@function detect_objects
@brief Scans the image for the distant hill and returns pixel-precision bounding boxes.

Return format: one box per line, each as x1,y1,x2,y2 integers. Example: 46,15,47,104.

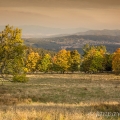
1,25,120,37
24,34,120,54
0,25,89,38
76,29,120,36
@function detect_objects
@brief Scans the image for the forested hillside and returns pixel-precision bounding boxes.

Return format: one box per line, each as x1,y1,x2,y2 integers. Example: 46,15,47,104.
24,35,120,54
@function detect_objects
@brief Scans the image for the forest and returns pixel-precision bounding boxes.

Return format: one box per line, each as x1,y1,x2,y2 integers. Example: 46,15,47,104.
24,34,120,53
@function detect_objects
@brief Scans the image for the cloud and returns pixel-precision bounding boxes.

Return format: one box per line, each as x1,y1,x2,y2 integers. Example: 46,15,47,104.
0,1,120,29
0,0,120,9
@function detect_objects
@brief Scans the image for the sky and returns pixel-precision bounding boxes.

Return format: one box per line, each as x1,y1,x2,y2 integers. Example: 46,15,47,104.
0,0,120,29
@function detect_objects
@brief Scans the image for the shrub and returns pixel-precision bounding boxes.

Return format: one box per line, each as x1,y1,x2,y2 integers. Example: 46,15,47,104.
12,74,28,83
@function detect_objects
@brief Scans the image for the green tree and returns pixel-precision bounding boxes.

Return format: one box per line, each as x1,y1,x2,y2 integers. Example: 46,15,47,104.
38,54,51,73
82,44,90,56
83,44,106,56
103,53,112,71
69,50,81,72
81,46,106,73
0,25,27,84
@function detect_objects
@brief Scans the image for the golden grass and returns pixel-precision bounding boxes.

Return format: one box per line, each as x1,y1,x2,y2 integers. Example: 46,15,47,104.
1,102,120,120
0,110,103,120
0,73,120,119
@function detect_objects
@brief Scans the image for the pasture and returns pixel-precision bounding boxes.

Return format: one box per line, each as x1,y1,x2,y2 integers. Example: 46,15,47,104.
0,73,120,120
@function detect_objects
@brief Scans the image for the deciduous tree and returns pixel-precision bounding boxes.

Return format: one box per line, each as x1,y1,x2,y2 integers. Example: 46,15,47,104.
81,46,106,73
38,54,51,73
103,53,112,71
0,25,27,84
69,50,81,72
53,49,70,73
26,51,40,73
112,48,120,74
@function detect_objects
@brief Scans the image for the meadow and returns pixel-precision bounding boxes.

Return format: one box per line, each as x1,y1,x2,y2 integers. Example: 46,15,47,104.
0,73,120,120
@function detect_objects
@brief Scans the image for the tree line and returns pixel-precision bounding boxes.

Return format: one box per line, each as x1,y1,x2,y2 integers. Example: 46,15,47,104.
0,25,120,83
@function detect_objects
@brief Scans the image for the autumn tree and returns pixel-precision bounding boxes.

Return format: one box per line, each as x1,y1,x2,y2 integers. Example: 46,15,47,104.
103,53,112,71
26,46,56,58
81,45,106,73
0,25,27,84
112,48,120,74
69,50,81,72
26,51,40,73
83,44,106,56
82,44,91,56
38,54,51,73
53,49,70,73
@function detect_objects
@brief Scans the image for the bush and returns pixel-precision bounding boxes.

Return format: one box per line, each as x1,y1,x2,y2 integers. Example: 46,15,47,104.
12,74,28,83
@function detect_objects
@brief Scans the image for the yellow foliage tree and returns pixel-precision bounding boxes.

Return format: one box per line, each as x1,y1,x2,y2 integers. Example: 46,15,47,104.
0,25,27,83
112,48,120,74
26,51,40,72
53,49,70,73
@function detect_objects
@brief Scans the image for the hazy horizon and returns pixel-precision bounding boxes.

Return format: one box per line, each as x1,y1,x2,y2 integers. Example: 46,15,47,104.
0,0,120,30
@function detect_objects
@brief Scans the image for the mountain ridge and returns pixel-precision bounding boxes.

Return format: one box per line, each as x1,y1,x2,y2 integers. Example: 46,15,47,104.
1,25,120,37
24,34,120,54
76,29,120,36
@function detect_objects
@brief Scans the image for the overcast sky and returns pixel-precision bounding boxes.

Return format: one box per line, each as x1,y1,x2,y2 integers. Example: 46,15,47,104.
0,0,120,29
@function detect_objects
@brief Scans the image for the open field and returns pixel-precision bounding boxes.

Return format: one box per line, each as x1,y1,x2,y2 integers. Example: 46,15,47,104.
0,73,120,120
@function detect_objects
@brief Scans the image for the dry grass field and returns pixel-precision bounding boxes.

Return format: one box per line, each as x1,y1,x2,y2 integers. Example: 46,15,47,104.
0,73,120,120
